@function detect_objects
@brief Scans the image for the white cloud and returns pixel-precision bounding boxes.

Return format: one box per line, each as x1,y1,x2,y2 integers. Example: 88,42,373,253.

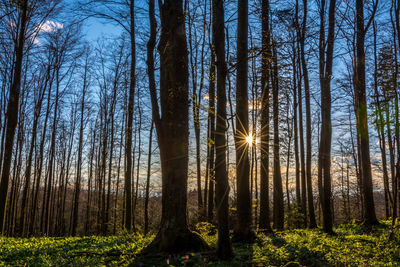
36,20,64,33
31,20,64,46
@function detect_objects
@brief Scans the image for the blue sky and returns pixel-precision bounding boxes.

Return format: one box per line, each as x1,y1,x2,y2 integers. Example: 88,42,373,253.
83,17,122,41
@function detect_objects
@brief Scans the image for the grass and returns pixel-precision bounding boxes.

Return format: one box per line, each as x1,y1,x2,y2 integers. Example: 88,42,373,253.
0,220,399,266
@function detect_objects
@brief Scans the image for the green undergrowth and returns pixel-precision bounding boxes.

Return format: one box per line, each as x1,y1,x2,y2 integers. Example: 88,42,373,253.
0,220,399,266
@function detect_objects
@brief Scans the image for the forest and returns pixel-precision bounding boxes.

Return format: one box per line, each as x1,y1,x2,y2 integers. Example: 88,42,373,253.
0,0,400,265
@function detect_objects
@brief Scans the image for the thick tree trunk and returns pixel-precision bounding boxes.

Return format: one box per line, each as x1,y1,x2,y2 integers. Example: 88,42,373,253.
213,0,233,259
0,0,28,235
234,0,253,242
145,0,208,253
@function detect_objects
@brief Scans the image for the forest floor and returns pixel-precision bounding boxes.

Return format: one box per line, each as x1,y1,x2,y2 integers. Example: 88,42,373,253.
0,220,399,266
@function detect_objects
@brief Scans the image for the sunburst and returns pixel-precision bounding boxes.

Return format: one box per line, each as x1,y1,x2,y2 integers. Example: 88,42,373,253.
246,133,253,147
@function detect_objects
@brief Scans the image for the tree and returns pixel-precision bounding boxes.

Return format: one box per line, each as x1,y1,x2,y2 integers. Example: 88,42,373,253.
146,0,208,253
213,0,233,259
299,0,316,228
354,0,378,226
272,40,284,231
259,0,273,233
234,0,253,242
70,51,89,236
145,0,156,235
124,0,136,233
318,0,336,234
0,0,28,235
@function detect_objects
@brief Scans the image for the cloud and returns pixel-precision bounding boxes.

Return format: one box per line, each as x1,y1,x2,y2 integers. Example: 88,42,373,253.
32,20,64,45
36,20,64,33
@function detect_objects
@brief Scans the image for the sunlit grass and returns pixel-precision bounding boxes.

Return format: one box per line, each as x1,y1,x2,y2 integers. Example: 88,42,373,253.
0,221,399,266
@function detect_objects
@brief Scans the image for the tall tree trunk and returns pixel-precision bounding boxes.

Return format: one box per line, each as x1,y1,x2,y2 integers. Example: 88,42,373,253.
213,0,233,259
146,0,208,253
0,0,28,234
29,77,52,236
286,93,292,211
272,41,284,231
259,0,273,232
300,0,316,228
234,0,253,242
85,126,96,235
318,0,336,234
71,61,88,236
187,0,206,216
207,51,216,222
373,21,392,219
354,0,378,225
295,0,307,225
124,0,136,233
18,70,46,236
292,41,301,211
144,121,153,234
41,69,60,236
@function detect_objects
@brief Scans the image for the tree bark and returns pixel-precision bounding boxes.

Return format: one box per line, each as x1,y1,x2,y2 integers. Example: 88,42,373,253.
272,41,284,231
213,0,233,259
300,0,316,228
354,0,378,225
0,0,28,235
145,0,208,253
318,0,336,234
234,0,253,242
259,0,273,232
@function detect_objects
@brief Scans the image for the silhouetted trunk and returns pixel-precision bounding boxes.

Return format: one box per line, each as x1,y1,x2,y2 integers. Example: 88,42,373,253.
146,0,208,253
30,77,52,236
144,0,156,235
124,0,136,232
292,41,301,210
259,0,272,233
144,121,153,234
286,93,292,211
354,0,378,225
391,0,400,222
272,41,284,231
373,21,392,219
85,126,96,235
188,0,206,215
18,66,47,236
234,0,253,242
71,60,88,236
41,67,60,236
207,51,216,222
0,0,28,234
294,0,307,225
213,0,233,259
300,0,316,228
318,0,336,234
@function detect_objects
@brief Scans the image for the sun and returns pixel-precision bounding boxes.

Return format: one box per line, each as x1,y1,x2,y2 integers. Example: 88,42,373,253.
246,134,253,147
